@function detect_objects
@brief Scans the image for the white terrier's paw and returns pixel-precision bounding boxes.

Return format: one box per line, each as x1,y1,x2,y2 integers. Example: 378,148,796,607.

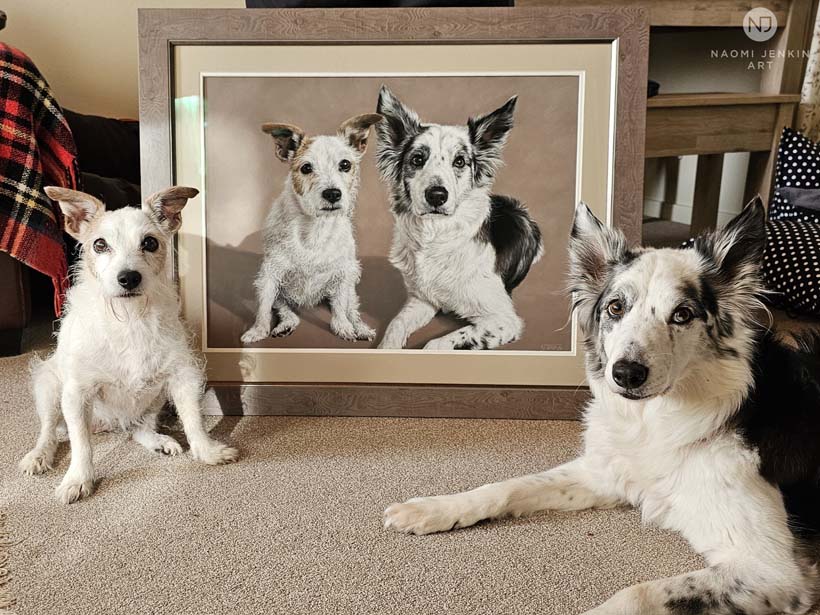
271,322,296,338
241,326,269,344
19,449,53,475
331,320,358,341
423,337,456,351
153,435,183,456
352,322,376,342
383,497,466,535
56,474,94,504
191,440,239,465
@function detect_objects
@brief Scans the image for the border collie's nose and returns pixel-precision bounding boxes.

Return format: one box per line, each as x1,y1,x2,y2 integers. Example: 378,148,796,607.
425,186,449,208
612,360,649,389
322,188,342,203
117,270,142,291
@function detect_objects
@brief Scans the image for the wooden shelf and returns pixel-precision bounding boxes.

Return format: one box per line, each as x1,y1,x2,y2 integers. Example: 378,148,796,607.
646,94,797,158
518,0,789,27
648,92,801,108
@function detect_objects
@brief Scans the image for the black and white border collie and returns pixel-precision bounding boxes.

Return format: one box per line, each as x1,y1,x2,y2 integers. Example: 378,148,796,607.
374,85,543,350
384,198,820,615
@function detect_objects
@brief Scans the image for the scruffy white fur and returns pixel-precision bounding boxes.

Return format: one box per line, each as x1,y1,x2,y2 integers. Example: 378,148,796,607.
19,186,238,504
384,202,818,614
242,114,382,343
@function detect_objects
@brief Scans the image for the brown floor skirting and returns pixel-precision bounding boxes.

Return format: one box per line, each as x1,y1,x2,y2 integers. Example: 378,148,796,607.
202,383,589,419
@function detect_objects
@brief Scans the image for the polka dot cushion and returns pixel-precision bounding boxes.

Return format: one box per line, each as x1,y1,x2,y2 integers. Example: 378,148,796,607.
763,220,820,316
770,127,820,223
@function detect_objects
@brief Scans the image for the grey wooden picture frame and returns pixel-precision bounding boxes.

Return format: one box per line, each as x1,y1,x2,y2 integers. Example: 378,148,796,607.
138,6,649,418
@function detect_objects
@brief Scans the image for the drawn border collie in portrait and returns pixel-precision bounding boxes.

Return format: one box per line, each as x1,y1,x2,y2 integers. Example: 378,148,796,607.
384,199,820,615
374,85,543,350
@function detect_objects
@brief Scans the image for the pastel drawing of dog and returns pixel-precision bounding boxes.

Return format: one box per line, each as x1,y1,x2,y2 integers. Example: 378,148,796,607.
385,199,820,614
241,114,383,344
374,86,542,350
19,186,239,504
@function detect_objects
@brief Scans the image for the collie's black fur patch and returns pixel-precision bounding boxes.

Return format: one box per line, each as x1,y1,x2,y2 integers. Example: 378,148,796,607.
477,195,542,293
732,330,820,532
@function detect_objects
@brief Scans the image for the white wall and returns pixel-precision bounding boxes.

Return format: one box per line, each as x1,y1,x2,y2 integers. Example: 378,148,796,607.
1,0,242,118
645,28,766,228
1,3,768,225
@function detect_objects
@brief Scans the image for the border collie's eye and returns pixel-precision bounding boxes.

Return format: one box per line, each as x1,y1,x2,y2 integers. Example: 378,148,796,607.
300,163,313,175
672,307,694,325
453,155,466,168
410,153,425,167
606,300,624,318
339,159,351,172
142,236,159,253
93,238,108,254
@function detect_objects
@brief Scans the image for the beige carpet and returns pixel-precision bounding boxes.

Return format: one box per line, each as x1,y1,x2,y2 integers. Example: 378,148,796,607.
0,327,816,615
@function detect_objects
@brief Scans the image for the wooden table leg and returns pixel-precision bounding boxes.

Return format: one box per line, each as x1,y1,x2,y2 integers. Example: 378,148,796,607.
691,153,724,235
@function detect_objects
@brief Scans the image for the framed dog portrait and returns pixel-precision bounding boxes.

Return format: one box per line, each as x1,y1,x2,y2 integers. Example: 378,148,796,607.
138,7,648,417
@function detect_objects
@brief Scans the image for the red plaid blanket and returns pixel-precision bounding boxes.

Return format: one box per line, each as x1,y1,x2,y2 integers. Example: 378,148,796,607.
0,42,79,315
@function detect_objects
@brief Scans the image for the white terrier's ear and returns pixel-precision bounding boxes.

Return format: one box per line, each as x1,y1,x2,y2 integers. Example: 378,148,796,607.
338,113,382,153
143,186,199,233
262,123,305,162
44,186,105,240
568,202,630,312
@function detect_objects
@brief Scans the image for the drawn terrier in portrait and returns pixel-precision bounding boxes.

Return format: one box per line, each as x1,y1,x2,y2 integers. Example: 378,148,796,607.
375,86,542,351
242,114,382,343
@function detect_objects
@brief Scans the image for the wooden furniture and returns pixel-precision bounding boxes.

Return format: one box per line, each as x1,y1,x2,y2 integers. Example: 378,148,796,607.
522,0,818,234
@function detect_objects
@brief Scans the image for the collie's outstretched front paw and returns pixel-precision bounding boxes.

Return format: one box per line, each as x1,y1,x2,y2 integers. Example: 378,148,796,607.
377,337,405,350
191,440,239,465
423,337,456,351
383,497,467,535
55,473,94,504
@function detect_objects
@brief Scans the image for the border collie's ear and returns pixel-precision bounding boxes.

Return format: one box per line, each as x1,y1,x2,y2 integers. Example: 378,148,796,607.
143,186,199,234
695,196,767,280
338,113,382,153
568,202,630,316
468,96,517,186
262,123,305,162
44,186,105,240
375,85,421,179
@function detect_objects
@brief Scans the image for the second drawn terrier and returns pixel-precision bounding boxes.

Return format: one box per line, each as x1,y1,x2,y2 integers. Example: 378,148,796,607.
375,86,543,351
242,114,383,344
20,186,239,504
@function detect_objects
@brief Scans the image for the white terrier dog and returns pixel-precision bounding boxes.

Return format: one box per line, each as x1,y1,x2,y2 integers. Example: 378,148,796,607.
241,114,382,343
19,186,239,504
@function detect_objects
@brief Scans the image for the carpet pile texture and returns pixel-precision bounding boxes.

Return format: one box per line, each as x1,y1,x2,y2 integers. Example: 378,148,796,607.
1,322,817,614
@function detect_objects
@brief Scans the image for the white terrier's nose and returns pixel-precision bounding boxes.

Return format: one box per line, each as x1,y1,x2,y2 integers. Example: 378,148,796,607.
322,188,342,204
117,270,142,291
